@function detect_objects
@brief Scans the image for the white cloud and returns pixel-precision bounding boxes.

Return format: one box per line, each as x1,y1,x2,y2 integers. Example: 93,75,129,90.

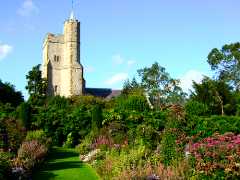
0,43,13,60
112,54,124,65
127,60,136,67
180,70,204,93
17,0,38,17
85,65,95,73
105,73,128,85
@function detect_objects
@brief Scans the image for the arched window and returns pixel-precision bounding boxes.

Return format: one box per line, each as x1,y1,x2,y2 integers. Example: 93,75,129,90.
54,55,57,62
54,55,60,62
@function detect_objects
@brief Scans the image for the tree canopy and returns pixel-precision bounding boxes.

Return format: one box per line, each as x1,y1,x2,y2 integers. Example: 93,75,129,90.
207,42,240,91
191,77,236,115
137,62,186,109
26,64,47,100
0,80,23,107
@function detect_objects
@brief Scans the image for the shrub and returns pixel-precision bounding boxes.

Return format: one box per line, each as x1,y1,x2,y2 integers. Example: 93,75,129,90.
13,140,48,171
25,130,50,147
159,128,182,166
76,131,97,155
185,100,209,116
0,117,24,153
186,116,240,139
0,151,11,179
117,160,192,180
115,94,149,112
92,104,103,130
188,132,240,179
63,132,74,148
16,102,31,130
93,141,146,179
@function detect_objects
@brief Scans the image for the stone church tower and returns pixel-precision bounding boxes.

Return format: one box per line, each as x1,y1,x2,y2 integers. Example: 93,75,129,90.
42,12,85,97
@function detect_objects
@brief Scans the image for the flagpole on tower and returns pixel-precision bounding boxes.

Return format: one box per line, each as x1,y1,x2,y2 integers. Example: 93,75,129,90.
72,0,74,11
70,0,75,20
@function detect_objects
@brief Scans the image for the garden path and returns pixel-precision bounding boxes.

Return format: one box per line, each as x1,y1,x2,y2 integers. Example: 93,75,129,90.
33,147,99,180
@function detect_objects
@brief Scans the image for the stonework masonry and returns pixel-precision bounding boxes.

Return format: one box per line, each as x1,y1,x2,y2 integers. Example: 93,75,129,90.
42,14,85,97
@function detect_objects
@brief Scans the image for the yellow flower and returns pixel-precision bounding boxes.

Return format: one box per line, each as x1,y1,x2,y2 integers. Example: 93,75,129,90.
224,168,231,173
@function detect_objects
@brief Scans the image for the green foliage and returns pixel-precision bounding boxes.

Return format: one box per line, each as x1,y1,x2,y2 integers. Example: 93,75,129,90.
0,103,15,119
115,94,150,112
71,95,104,109
0,152,11,179
207,42,240,90
94,142,146,179
34,96,93,146
92,104,103,130
76,132,96,155
0,80,24,107
137,62,186,109
186,115,240,139
25,130,51,147
13,140,48,171
63,132,74,148
122,77,142,95
185,100,209,116
159,128,181,166
191,77,237,115
17,102,31,130
26,64,47,101
0,117,24,153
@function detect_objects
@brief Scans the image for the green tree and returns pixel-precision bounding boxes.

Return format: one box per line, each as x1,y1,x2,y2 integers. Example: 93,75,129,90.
92,104,103,130
137,62,186,109
16,102,31,130
0,80,23,107
207,42,240,91
191,77,236,115
122,77,142,95
26,64,47,99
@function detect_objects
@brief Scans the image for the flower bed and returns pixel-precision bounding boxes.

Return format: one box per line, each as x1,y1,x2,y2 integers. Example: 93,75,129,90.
188,132,240,178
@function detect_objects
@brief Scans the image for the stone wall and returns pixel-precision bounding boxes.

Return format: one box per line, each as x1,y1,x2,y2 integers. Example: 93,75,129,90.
42,18,85,97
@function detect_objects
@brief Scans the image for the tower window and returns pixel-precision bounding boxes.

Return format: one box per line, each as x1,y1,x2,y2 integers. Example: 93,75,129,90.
54,85,58,93
54,55,60,62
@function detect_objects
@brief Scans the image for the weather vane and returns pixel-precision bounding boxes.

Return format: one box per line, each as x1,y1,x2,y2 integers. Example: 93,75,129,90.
70,0,75,20
72,0,74,11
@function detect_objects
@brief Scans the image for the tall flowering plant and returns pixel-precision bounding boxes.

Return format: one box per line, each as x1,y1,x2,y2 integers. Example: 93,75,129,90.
187,132,240,177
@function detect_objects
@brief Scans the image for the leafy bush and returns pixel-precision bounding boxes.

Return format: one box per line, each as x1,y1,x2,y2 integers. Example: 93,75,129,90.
0,151,11,179
16,102,31,130
185,100,209,116
159,128,183,166
63,132,74,148
117,160,192,180
0,117,24,153
93,142,146,179
76,139,91,155
115,94,150,112
13,140,48,171
35,96,92,146
186,115,240,139
25,130,51,147
0,80,24,107
92,104,103,130
188,132,240,179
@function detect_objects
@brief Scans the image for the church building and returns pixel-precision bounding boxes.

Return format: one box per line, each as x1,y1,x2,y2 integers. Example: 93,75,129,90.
42,11,121,98
42,11,85,97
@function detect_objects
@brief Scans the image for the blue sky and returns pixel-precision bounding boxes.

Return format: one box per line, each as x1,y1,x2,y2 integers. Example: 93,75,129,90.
1,0,240,98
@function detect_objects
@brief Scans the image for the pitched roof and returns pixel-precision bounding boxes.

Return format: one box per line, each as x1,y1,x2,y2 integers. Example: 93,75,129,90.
85,88,121,99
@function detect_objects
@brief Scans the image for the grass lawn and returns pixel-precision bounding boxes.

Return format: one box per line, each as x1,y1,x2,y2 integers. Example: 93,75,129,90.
33,147,100,180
